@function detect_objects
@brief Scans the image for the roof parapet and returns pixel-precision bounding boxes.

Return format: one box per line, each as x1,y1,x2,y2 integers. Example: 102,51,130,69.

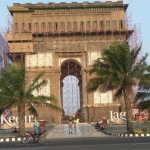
12,0,125,7
8,1,128,15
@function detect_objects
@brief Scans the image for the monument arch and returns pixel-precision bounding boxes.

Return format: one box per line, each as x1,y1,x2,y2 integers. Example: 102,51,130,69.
6,1,133,123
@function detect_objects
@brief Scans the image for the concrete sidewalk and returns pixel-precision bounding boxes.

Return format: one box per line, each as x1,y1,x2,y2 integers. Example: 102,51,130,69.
46,123,108,139
0,123,108,139
1,122,150,142
0,124,55,138
0,123,107,142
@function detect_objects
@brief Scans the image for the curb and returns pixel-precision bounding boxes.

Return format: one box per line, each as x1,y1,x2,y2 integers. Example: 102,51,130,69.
101,130,150,137
0,137,22,142
113,133,150,137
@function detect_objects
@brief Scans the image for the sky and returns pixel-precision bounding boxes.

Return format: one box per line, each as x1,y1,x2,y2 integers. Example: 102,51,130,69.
0,0,150,63
63,75,80,115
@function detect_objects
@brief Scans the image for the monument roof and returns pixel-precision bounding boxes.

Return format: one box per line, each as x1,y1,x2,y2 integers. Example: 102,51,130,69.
8,1,128,15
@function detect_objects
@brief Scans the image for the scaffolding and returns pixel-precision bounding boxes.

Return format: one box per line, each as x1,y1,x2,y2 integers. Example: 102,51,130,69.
0,27,9,69
125,11,142,50
2,1,142,123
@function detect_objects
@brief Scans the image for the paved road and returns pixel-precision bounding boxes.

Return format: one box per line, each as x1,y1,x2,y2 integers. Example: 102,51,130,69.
0,137,150,150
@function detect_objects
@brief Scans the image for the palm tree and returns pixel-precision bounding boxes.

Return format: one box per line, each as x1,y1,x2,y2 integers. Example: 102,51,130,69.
87,41,149,133
0,63,61,136
135,66,150,110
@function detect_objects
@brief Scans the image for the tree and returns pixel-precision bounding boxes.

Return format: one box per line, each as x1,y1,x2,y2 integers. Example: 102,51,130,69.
0,63,61,136
87,41,149,133
135,66,150,110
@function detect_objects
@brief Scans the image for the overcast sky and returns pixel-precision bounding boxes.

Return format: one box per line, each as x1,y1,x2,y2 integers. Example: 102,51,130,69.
0,0,150,63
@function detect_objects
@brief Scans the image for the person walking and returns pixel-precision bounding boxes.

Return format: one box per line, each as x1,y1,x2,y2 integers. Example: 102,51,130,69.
69,119,73,134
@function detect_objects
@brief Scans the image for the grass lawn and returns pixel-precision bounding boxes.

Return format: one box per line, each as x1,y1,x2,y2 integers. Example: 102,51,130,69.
136,122,150,126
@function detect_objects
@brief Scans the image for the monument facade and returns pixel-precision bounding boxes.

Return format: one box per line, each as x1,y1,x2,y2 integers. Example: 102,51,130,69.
6,1,132,123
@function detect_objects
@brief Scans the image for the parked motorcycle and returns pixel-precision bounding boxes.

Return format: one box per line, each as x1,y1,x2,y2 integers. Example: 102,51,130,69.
22,130,46,144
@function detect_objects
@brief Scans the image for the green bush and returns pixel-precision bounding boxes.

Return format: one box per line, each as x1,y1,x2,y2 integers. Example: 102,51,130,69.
134,129,143,134
142,128,147,134
134,125,139,129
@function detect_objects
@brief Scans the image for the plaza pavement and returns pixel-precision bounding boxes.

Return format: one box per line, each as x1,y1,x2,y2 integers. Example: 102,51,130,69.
0,123,108,142
46,123,108,139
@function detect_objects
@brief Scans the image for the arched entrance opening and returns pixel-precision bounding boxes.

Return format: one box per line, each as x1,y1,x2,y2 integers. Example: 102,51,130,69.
60,60,83,123
62,75,80,116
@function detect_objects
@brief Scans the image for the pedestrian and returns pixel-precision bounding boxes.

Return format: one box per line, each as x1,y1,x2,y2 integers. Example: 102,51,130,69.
12,126,19,133
33,122,39,135
95,122,100,129
100,123,105,130
69,119,73,134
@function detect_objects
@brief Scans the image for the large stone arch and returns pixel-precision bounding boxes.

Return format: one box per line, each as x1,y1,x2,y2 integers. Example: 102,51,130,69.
60,59,83,122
